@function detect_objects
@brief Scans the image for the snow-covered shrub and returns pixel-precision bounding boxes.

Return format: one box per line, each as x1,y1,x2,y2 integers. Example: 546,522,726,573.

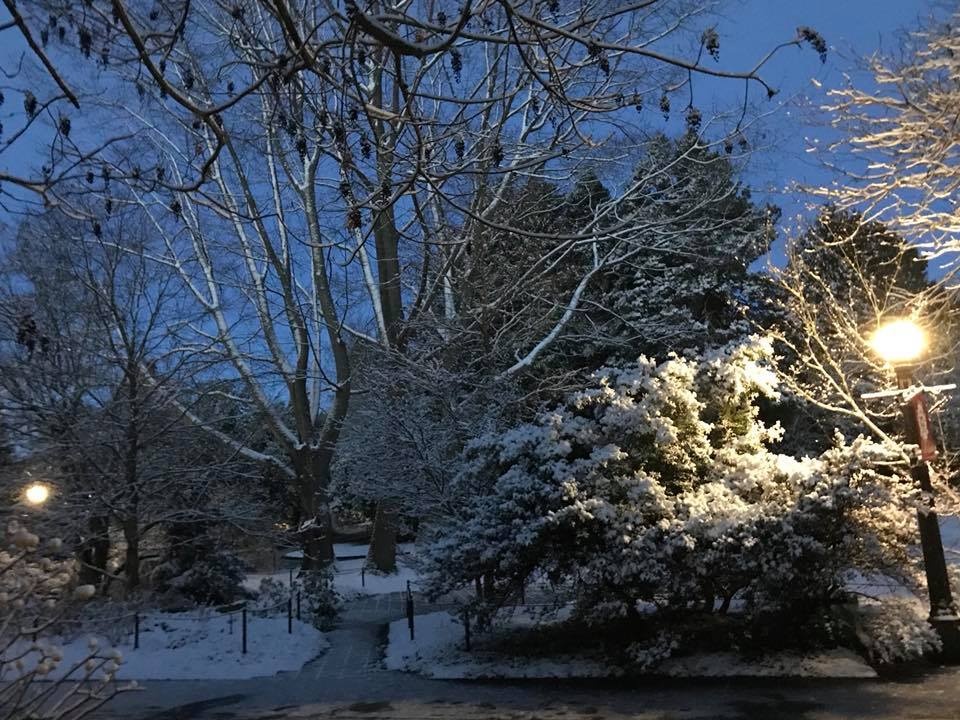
1,521,127,719
626,631,681,670
423,337,922,654
159,552,247,606
856,599,941,664
296,569,340,630
254,577,290,613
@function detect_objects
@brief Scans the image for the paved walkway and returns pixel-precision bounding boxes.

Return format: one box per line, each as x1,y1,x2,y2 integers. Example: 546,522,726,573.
93,592,960,720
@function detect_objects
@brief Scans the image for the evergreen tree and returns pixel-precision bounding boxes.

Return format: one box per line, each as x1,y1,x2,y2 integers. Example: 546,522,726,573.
595,134,778,359
787,207,928,310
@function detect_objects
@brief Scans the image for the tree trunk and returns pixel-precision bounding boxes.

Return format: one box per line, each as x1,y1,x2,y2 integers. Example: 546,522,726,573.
373,208,404,345
299,505,335,570
296,448,336,570
367,499,397,572
122,517,140,589
123,363,141,590
77,543,97,587
78,515,111,588
91,515,110,584
483,573,495,600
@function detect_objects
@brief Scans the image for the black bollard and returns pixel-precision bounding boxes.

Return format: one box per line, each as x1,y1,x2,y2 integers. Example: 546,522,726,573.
242,605,248,654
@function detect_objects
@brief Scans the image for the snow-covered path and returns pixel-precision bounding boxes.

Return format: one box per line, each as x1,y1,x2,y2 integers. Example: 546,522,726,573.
93,591,462,718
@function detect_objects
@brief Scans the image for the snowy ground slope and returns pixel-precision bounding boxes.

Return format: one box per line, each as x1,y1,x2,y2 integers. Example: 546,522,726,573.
385,611,876,679
10,612,328,681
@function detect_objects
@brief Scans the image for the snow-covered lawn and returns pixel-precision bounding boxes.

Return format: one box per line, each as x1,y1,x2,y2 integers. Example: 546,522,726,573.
246,542,422,599
385,611,876,679
12,612,328,681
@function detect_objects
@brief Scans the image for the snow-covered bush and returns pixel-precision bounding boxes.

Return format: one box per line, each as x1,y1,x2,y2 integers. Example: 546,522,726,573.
424,338,922,655
1,520,126,719
168,552,248,606
855,599,941,664
253,577,290,613
153,550,247,606
252,571,338,628
626,631,682,670
296,570,340,630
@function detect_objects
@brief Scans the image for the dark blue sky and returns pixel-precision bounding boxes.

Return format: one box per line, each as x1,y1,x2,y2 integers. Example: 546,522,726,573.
702,0,934,253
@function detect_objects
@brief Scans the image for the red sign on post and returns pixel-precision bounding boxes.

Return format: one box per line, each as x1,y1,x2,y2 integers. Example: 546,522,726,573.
910,392,939,461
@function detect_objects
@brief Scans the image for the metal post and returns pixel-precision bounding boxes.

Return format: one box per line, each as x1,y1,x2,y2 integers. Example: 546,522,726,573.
897,366,960,660
406,580,414,641
241,604,248,655
361,565,365,588
288,597,293,634
134,612,140,650
296,591,301,621
463,609,471,652
289,566,294,586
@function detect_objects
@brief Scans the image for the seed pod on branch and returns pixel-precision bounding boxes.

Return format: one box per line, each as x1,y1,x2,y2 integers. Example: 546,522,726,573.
702,27,720,61
24,92,37,117
79,27,92,58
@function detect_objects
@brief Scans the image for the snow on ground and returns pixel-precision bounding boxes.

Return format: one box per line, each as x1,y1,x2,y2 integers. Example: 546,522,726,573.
334,555,421,598
656,650,876,678
11,611,328,681
385,611,877,680
246,542,423,599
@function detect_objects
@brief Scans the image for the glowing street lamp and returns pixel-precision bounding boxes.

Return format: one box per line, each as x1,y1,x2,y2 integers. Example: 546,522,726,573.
871,318,928,367
23,482,51,506
871,317,960,660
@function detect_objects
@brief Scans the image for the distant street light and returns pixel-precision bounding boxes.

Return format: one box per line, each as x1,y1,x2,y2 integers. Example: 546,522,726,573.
871,317,960,660
23,482,51,506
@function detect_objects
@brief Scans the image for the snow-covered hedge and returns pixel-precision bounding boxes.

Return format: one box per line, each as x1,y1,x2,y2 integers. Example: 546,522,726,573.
424,338,925,658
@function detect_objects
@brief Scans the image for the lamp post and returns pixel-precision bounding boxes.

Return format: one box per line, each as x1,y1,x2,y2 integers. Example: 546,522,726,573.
871,318,960,660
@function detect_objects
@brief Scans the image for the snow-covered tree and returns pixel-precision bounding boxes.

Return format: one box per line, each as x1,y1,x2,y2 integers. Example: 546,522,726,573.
813,11,960,262
333,348,524,530
424,337,926,657
590,133,779,360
